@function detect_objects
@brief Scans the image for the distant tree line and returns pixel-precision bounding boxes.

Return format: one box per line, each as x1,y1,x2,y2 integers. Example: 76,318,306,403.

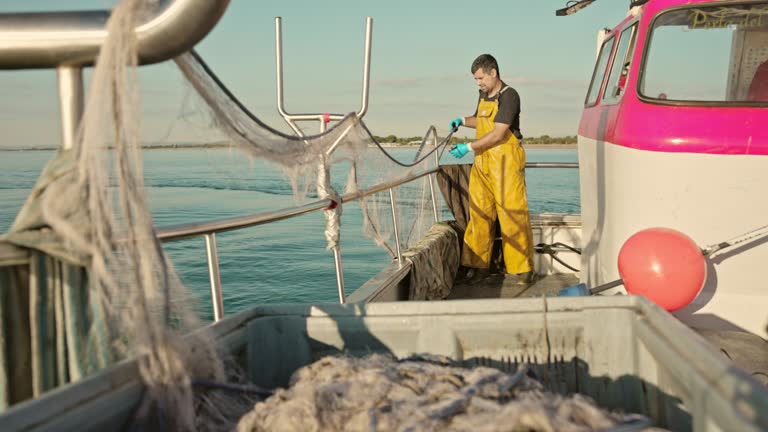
371,135,427,146
372,134,577,145
525,135,577,144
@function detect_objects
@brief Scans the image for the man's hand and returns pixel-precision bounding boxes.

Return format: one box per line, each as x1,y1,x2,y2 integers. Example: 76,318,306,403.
449,117,463,132
449,143,472,159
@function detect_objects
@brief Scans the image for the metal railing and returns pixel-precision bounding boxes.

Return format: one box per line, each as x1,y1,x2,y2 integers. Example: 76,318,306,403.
0,0,230,69
526,162,579,168
0,3,581,322
157,162,442,320
156,161,578,321
272,16,376,304
274,16,372,133
0,0,230,150
156,162,579,244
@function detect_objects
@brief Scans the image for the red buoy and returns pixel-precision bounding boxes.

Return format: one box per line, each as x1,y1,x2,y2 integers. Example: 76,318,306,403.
618,228,706,311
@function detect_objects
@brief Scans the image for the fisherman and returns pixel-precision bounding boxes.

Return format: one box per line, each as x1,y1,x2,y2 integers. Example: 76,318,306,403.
449,54,535,285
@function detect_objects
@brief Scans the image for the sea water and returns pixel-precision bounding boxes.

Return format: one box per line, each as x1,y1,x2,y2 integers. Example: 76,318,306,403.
0,147,579,320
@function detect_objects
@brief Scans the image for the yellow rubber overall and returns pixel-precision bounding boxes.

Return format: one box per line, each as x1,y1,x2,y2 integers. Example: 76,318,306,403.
461,94,533,274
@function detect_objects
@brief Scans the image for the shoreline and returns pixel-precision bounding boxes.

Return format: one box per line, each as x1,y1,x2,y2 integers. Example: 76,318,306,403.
0,143,577,152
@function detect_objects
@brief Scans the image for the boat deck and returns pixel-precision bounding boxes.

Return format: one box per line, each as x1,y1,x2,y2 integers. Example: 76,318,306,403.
448,273,579,300
448,272,768,386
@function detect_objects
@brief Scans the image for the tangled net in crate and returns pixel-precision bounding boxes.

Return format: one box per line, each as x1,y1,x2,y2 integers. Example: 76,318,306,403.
236,354,652,432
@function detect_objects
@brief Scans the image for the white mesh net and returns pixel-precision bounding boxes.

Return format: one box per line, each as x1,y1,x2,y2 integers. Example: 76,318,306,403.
236,354,647,432
29,0,447,428
1,0,666,428
173,50,444,254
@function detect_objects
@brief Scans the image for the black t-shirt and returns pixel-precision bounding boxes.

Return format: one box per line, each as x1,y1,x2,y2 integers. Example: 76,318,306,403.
473,82,523,139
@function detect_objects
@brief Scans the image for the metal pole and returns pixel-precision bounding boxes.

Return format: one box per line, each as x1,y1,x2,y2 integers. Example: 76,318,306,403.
428,132,440,223
319,119,347,304
325,117,358,157
57,65,83,150
274,15,371,303
357,17,373,118
0,0,231,70
389,188,403,266
275,17,285,117
204,233,225,321
333,248,346,304
274,17,310,138
285,118,306,138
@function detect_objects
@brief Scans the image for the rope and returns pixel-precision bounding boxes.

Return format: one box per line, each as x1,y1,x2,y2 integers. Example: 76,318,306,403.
189,49,455,168
535,221,768,275
551,254,580,273
534,242,581,272
358,121,456,167
558,225,768,296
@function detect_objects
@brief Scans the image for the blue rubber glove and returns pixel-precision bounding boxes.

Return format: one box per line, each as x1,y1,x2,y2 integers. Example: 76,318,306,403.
449,117,463,132
449,143,471,159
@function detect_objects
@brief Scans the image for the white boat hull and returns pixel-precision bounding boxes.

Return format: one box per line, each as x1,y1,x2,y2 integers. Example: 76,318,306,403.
579,137,768,337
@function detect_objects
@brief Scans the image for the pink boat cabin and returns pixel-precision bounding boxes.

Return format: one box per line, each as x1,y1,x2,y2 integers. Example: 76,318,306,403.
578,0,768,337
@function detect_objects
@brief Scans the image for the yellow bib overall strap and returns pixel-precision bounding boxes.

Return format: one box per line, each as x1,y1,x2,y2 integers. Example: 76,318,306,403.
461,89,533,274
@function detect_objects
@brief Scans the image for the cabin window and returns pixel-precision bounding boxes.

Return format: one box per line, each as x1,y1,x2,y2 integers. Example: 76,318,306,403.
585,35,615,106
640,3,768,104
603,24,637,103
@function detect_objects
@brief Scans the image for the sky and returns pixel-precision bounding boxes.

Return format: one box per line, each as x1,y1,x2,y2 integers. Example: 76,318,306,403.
0,0,632,148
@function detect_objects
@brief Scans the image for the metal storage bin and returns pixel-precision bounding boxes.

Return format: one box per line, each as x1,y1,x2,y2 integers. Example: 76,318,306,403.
2,296,766,431
245,296,768,431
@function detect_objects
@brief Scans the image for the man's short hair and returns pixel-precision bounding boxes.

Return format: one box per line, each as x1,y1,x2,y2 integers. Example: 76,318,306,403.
471,54,499,76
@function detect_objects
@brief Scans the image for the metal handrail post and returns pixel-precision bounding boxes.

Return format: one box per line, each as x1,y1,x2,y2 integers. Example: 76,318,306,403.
389,188,403,266
274,16,375,303
204,233,224,321
274,16,372,123
274,17,305,137
325,118,358,157
357,17,372,118
332,248,346,303
56,65,83,150
319,119,347,304
427,132,440,223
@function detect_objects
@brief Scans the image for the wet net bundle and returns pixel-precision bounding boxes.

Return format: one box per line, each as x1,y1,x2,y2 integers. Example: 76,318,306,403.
3,1,251,428
236,354,650,432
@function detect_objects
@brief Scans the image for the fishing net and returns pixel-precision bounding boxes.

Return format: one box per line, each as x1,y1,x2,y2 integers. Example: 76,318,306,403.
173,50,444,255
18,1,249,429
0,0,448,427
236,354,651,432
